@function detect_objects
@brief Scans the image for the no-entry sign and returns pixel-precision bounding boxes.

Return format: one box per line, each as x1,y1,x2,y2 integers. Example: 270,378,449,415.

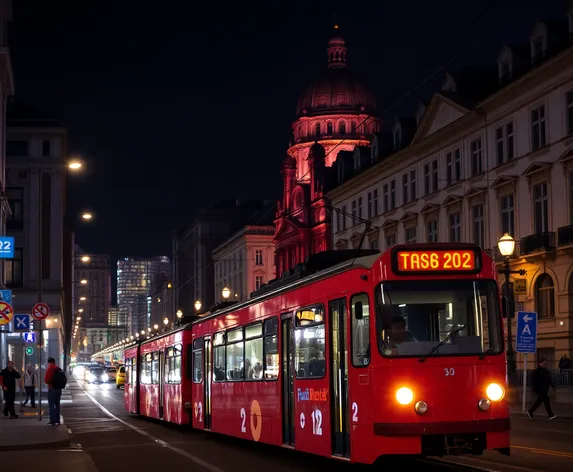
32,302,50,321
0,301,14,326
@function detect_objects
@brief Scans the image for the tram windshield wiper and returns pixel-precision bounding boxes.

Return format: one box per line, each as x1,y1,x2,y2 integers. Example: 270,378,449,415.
418,325,466,363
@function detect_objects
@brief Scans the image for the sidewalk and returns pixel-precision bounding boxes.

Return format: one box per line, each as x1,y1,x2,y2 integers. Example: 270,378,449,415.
0,388,72,451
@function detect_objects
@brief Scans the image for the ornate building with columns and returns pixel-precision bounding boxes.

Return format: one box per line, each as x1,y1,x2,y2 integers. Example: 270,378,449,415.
273,31,381,276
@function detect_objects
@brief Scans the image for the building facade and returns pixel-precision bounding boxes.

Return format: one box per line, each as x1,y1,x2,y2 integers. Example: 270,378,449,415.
173,200,273,315
0,0,15,369
149,273,174,327
213,225,275,303
273,31,380,277
74,247,111,325
117,256,170,335
4,100,71,374
328,14,573,368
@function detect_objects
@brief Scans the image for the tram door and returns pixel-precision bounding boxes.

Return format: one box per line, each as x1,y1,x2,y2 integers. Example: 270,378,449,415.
158,351,164,419
204,338,212,429
281,314,295,446
329,298,350,458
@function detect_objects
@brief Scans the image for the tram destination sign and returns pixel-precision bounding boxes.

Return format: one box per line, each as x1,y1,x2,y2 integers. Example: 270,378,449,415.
392,247,480,275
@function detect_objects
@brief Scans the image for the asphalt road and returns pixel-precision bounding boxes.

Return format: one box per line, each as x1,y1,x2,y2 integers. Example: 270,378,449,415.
66,379,573,472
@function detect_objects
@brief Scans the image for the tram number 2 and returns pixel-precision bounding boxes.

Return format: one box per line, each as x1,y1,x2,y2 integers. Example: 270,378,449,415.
351,402,358,423
444,368,455,376
311,409,323,436
240,407,247,432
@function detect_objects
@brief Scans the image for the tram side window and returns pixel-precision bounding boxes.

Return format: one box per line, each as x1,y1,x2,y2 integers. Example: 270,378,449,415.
351,293,371,367
125,359,131,384
244,323,263,380
226,327,244,381
165,345,182,384
213,331,226,382
192,339,203,383
263,317,279,380
151,352,159,384
141,353,152,384
295,305,326,378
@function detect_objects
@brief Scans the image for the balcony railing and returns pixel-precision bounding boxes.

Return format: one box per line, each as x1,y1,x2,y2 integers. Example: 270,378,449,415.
519,232,555,255
558,224,573,246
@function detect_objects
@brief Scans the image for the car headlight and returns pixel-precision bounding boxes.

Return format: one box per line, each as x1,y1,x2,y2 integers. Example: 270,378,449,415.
486,383,505,402
88,373,96,381
101,374,108,381
396,387,414,405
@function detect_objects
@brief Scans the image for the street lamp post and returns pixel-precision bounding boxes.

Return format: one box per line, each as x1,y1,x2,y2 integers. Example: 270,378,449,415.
194,300,202,313
497,233,527,385
222,287,231,301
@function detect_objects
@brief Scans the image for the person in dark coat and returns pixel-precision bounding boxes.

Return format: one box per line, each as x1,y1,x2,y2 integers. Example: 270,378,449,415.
0,361,21,419
527,358,557,420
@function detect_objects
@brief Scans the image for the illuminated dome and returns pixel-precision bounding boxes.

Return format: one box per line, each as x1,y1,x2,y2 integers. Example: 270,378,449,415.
295,36,377,119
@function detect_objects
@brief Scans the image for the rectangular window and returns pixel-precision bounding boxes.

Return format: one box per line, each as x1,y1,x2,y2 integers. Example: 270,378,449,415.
263,317,279,380
141,353,152,384
449,212,461,242
496,123,514,165
531,106,546,151
255,250,263,265
213,331,226,382
402,173,409,203
372,189,378,216
6,188,24,230
567,92,573,136
42,140,51,157
351,293,370,366
410,170,416,201
369,239,379,250
367,192,373,218
192,339,203,383
533,182,549,234
5,248,23,288
383,184,389,212
500,194,515,236
352,200,357,219
470,139,483,174
427,219,438,242
357,197,363,219
225,327,244,381
165,344,182,384
151,352,159,384
255,275,263,291
405,226,417,244
341,205,346,230
295,305,326,378
386,233,396,248
424,161,438,195
245,323,263,380
390,180,396,209
472,204,485,248
446,150,461,185
423,163,430,195
432,159,439,191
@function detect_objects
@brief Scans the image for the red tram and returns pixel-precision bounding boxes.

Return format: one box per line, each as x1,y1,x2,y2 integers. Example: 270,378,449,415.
123,244,510,463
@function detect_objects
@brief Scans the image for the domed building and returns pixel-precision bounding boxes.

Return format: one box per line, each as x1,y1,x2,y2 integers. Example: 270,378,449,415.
274,31,380,276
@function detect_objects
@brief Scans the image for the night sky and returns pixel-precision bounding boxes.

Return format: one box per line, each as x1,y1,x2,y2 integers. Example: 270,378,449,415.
8,0,566,263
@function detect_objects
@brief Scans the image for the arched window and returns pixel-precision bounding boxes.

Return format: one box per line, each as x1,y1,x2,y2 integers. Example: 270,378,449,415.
535,273,555,318
339,121,346,134
327,122,333,135
315,123,321,136
351,121,357,133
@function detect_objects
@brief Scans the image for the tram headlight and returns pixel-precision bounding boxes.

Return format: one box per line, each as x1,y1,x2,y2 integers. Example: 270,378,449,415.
396,387,414,405
486,383,505,402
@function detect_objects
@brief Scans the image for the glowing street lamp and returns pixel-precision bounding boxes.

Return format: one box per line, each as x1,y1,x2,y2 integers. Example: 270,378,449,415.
80,296,87,301
80,279,88,285
176,310,183,319
497,233,516,257
194,300,202,312
153,324,159,330
81,255,90,262
81,212,93,220
163,317,169,326
222,287,231,300
68,159,83,170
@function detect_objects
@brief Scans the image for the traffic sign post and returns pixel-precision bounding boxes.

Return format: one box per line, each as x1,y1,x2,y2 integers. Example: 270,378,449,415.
32,302,49,422
516,311,538,412
0,301,14,327
13,314,31,331
0,236,14,258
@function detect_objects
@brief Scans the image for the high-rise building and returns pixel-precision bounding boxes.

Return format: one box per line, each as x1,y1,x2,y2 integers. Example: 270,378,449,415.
74,247,111,325
108,305,120,326
117,256,170,335
0,0,16,370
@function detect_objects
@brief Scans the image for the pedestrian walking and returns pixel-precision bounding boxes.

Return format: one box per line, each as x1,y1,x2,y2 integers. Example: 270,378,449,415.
20,365,37,409
0,361,21,419
527,358,557,420
44,357,67,426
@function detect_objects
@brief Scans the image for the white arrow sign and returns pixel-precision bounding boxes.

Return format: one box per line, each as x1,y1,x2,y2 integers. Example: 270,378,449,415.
523,314,533,323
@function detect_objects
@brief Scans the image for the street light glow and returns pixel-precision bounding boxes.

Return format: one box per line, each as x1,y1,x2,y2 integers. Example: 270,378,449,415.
163,317,169,326
80,279,88,284
82,212,93,220
68,160,82,170
194,300,202,312
80,296,86,301
222,287,231,300
176,310,183,319
497,233,516,258
81,255,90,262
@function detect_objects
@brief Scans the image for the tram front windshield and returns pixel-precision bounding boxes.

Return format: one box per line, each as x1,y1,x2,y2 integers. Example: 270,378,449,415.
375,279,503,358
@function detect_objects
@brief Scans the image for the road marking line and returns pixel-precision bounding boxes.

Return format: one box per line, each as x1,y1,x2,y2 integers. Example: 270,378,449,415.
511,445,573,458
418,457,499,472
440,456,543,472
76,381,226,472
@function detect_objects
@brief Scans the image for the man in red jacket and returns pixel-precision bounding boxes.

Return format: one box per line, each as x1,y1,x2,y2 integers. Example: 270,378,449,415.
44,357,61,425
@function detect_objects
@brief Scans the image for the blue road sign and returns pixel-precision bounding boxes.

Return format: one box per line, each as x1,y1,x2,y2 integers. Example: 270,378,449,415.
516,311,537,353
13,314,30,331
0,289,12,305
23,332,36,343
0,236,14,258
